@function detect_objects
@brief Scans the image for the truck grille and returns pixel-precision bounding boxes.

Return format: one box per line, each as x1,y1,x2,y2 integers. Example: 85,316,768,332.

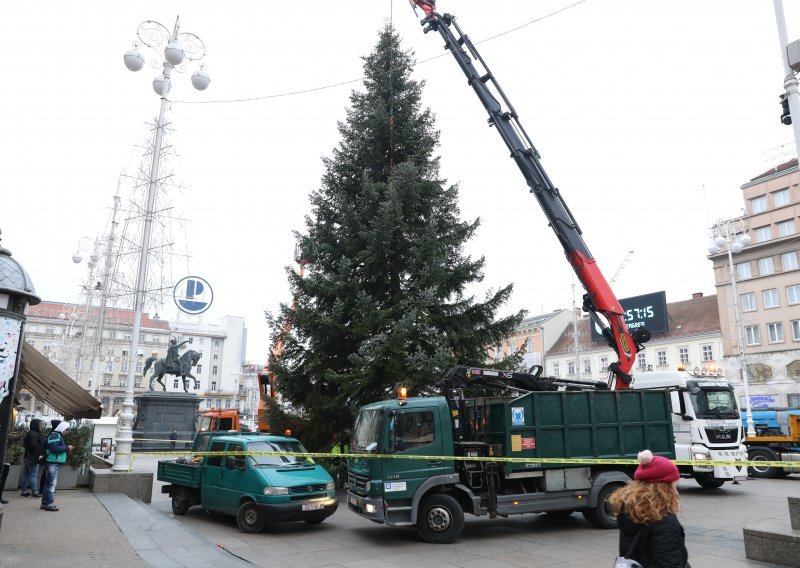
705,428,738,443
348,471,370,495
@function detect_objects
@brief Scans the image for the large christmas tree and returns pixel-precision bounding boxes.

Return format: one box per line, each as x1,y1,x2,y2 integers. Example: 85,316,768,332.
268,26,524,446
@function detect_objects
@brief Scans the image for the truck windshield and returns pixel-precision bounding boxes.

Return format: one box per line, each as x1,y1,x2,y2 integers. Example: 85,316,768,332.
690,388,738,418
352,409,383,453
198,416,213,432
246,441,314,467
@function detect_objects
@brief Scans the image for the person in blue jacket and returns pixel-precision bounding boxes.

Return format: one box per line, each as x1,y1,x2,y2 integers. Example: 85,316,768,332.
40,422,73,512
609,450,690,568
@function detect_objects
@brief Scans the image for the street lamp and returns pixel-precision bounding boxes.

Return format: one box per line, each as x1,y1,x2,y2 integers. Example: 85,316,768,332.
113,16,209,473
708,218,756,437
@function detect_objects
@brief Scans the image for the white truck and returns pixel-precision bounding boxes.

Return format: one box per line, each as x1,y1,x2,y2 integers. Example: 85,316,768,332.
630,370,747,488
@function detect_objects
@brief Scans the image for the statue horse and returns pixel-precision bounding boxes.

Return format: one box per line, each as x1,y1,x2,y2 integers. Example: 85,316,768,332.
144,350,203,393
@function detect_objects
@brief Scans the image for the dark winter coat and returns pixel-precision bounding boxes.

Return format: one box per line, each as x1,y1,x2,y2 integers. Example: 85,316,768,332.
618,510,689,568
23,419,46,463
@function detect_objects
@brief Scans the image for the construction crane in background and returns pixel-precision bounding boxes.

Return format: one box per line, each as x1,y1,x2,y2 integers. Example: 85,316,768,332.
610,250,635,285
257,246,306,432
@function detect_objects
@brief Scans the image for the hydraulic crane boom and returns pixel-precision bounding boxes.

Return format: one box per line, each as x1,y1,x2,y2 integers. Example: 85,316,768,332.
410,1,649,388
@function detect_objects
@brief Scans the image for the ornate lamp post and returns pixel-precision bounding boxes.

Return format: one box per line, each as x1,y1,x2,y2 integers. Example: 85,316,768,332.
113,16,209,472
0,229,41,532
708,218,756,437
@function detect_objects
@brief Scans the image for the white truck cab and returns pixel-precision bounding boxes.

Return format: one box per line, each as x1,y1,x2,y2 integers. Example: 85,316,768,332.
630,369,747,488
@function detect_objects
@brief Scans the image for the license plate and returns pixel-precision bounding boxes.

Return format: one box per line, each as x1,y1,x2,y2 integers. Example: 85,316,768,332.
302,502,324,511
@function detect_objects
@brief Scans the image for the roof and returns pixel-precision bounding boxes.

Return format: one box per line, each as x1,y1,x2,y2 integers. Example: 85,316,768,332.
517,310,565,330
28,301,169,330
0,247,40,305
547,294,720,356
18,342,102,419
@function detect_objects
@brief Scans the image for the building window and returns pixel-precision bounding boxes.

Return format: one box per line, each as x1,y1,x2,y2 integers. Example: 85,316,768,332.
199,337,204,345
153,336,161,343
600,356,609,371
121,360,128,372
196,364,202,373
509,342,516,355
42,343,52,353
636,352,647,371
135,359,143,372
212,365,218,375
657,350,667,367
751,195,767,213
214,340,220,348
105,359,113,372
678,347,689,364
701,344,713,361
763,288,779,308
745,325,761,345
736,262,752,280
781,252,799,271
173,379,179,389
583,359,591,374
773,188,790,207
741,292,756,311
552,362,561,377
225,399,231,409
124,333,131,341
119,378,126,388
45,327,54,335
759,257,775,275
792,320,800,341
767,322,784,343
754,226,771,243
777,219,796,237
28,325,37,333
134,377,142,388
211,381,217,391
25,338,35,346
525,337,533,353
789,284,800,305
567,362,576,376
103,377,112,386
206,400,212,409
789,393,800,407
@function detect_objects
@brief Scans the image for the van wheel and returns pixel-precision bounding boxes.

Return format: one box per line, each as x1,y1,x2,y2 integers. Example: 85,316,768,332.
236,501,265,533
171,495,190,516
582,483,621,529
748,448,779,479
695,475,725,489
416,493,464,544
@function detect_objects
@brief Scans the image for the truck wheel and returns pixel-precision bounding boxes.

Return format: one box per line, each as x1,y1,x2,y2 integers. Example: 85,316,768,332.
236,501,265,533
695,475,725,489
582,483,622,529
416,493,464,544
171,495,190,516
748,448,779,479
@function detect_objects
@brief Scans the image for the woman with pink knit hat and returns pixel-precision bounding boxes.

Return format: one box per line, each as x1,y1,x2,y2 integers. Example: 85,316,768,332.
609,449,690,568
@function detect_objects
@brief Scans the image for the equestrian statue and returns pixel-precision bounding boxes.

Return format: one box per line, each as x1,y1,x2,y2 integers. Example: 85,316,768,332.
144,338,202,392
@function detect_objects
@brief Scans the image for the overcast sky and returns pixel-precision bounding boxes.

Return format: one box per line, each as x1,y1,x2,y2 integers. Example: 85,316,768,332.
2,1,799,365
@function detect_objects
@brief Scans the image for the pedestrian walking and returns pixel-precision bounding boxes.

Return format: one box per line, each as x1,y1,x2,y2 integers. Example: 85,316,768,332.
169,429,177,451
20,418,45,497
609,449,690,568
40,422,73,512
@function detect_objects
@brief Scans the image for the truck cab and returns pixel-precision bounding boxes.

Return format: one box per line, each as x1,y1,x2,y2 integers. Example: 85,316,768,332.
159,432,337,532
630,370,747,488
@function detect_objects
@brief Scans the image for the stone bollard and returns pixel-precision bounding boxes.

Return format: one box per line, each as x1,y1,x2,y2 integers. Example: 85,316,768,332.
743,496,800,567
790,496,799,531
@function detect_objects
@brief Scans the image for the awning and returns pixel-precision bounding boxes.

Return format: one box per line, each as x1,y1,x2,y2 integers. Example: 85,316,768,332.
18,342,102,419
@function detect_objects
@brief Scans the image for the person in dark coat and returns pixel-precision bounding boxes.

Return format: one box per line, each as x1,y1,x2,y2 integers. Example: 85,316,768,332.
21,418,45,497
609,450,690,568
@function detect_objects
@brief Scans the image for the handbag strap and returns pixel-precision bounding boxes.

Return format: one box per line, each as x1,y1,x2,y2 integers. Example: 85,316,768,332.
624,526,644,558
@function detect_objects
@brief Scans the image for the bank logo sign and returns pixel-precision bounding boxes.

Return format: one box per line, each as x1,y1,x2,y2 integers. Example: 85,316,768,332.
173,276,214,315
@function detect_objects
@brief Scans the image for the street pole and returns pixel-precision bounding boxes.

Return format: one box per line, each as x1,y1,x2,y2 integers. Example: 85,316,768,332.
113,16,209,471
773,0,800,156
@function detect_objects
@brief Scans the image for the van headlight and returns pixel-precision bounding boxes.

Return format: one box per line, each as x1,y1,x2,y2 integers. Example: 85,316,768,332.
263,486,290,495
326,481,335,491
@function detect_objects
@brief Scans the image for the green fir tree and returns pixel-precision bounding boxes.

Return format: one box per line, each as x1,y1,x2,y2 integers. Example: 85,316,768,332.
267,25,524,448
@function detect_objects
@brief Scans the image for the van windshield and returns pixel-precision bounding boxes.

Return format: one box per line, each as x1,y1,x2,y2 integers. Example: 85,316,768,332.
690,388,739,419
352,409,383,453
246,441,314,467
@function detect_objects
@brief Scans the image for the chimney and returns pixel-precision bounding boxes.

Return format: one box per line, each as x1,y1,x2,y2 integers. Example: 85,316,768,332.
692,292,704,299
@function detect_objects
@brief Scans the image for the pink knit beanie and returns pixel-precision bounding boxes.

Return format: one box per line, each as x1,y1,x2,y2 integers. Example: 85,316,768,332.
634,450,680,483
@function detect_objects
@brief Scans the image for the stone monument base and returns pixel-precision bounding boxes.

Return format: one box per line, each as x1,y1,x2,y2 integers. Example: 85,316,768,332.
743,496,800,567
90,469,153,503
133,391,201,452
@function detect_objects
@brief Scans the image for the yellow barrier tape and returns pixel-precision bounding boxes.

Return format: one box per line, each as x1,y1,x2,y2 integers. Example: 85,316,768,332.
109,449,796,469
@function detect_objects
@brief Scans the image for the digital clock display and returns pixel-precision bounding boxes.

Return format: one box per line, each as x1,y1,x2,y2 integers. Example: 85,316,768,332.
590,291,668,342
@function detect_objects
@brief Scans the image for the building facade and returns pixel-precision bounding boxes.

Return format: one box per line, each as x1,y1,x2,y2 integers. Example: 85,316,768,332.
490,310,572,370
20,301,248,417
709,158,800,408
546,294,724,382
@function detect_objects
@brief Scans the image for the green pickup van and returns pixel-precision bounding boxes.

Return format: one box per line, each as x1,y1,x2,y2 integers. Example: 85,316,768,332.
158,432,337,532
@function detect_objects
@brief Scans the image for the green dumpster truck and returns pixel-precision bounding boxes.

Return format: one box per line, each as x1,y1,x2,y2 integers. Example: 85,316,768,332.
346,366,674,543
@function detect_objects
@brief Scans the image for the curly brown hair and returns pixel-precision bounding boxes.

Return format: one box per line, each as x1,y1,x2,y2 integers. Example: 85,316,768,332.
608,481,680,524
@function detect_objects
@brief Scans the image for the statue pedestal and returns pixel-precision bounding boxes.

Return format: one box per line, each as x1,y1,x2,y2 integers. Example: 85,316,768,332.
132,391,201,452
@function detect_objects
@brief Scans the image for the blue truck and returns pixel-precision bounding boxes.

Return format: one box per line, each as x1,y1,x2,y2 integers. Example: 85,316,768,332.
742,410,800,478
